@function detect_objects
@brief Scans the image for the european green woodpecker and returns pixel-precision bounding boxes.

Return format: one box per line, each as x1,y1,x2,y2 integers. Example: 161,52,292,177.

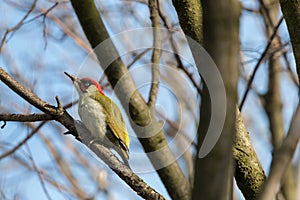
64,72,130,167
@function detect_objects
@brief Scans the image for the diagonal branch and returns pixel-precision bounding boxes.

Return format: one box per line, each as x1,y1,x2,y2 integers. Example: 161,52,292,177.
40,133,90,199
0,67,64,116
258,102,300,200
233,107,266,199
159,3,202,96
0,121,46,159
0,67,166,200
239,17,283,110
0,0,37,53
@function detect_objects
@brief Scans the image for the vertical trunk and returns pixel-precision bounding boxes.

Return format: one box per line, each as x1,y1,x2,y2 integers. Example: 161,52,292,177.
192,1,240,199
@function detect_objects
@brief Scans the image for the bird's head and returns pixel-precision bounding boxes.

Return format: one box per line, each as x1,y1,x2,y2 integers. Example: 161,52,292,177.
64,72,104,96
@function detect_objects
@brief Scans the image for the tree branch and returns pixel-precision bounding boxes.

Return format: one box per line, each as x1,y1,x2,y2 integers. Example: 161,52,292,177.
239,17,283,110
233,107,266,200
0,67,64,116
171,0,202,44
258,102,300,200
0,113,53,122
147,0,161,109
0,0,37,53
0,121,46,159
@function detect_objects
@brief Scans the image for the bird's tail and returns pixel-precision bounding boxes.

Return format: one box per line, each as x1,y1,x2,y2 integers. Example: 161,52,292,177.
116,146,130,169
105,141,130,169
103,136,130,169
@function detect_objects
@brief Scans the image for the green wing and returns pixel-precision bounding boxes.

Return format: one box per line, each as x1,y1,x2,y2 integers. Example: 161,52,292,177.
93,93,130,151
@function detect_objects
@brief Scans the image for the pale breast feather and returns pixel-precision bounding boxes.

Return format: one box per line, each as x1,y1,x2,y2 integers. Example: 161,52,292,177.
78,96,107,140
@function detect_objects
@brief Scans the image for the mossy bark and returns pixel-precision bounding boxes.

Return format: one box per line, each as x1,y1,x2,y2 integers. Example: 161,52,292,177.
233,108,266,200
172,0,203,44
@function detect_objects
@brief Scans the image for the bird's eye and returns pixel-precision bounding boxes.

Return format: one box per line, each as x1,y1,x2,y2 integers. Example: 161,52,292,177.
84,82,90,88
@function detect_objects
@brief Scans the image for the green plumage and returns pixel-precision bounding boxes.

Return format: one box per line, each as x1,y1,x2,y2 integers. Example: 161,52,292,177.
64,72,130,167
93,92,130,159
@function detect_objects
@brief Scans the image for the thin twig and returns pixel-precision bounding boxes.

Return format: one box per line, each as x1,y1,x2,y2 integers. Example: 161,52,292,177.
158,3,176,29
0,0,37,53
259,0,298,88
0,67,64,116
148,0,161,109
25,142,53,200
40,133,88,199
24,2,58,24
241,6,260,13
128,48,152,69
171,40,202,96
11,148,76,198
0,121,46,159
239,16,283,110
157,4,202,95
156,110,196,147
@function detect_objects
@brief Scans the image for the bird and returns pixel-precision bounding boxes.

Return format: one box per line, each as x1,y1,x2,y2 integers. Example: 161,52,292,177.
64,72,130,167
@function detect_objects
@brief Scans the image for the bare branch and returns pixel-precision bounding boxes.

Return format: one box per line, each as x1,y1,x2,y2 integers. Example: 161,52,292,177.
0,0,37,53
40,133,88,199
128,48,151,69
259,0,298,88
171,38,202,96
239,17,283,110
44,10,92,53
260,1,296,198
157,6,202,95
0,67,64,116
156,110,196,147
148,0,162,109
74,121,166,200
25,142,53,200
258,102,300,200
24,2,58,24
0,121,46,160
0,113,53,122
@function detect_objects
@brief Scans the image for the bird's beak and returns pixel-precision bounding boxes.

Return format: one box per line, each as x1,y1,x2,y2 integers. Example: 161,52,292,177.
64,72,83,94
64,72,79,82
